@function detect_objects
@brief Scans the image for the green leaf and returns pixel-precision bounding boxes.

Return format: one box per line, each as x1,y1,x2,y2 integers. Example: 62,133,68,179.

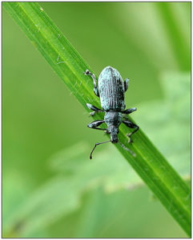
3,143,141,236
135,72,190,177
3,2,190,236
3,140,189,237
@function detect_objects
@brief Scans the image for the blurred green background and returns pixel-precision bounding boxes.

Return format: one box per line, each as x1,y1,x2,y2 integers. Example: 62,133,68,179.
3,2,191,238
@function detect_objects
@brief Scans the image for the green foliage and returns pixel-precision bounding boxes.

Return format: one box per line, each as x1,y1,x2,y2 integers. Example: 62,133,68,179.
3,2,190,238
4,71,190,237
135,72,190,176
3,143,138,236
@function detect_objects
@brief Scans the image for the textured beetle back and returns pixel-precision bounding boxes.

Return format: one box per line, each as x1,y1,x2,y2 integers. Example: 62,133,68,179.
98,66,125,111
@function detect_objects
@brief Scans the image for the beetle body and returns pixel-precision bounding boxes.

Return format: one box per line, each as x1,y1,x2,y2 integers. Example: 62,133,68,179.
84,66,139,159
98,67,125,111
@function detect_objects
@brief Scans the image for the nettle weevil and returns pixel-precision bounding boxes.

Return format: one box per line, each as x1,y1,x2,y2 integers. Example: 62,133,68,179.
84,66,139,159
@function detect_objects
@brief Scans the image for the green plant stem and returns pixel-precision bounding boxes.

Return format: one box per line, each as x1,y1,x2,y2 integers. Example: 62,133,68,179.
3,2,191,236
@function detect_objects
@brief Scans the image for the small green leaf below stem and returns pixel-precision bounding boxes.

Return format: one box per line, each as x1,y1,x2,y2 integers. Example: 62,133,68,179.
3,2,190,236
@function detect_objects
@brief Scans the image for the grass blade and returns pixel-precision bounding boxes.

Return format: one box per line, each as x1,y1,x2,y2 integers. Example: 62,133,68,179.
3,2,191,236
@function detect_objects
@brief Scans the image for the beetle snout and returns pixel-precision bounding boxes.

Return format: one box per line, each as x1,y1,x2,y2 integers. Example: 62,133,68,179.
111,135,118,144
111,139,118,144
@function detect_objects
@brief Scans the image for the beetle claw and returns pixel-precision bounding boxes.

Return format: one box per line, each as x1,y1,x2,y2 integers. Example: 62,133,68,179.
129,139,133,144
84,69,90,75
126,133,133,144
90,111,95,116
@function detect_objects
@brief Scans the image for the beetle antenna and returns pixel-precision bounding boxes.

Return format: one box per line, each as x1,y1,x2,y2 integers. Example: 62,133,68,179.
118,141,136,157
90,140,111,160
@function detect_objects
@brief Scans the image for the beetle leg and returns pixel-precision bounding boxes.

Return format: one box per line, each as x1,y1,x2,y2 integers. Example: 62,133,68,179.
123,115,129,121
84,69,99,97
122,120,139,143
90,140,111,159
122,107,137,114
86,103,103,116
87,120,107,131
124,78,129,92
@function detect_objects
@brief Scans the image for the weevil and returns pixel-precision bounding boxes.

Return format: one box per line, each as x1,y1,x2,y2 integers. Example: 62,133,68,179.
84,66,139,159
